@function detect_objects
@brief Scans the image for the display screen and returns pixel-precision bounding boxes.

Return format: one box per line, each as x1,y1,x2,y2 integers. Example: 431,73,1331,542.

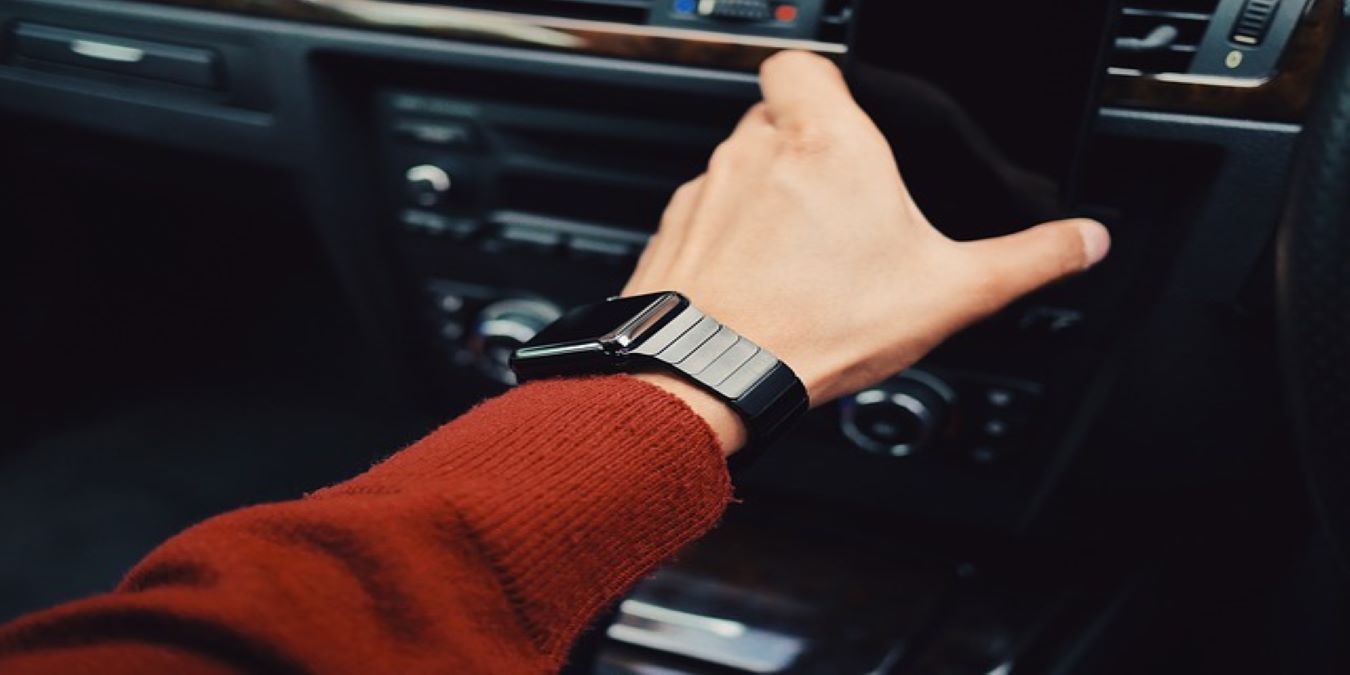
526,293,674,348
849,1,1116,240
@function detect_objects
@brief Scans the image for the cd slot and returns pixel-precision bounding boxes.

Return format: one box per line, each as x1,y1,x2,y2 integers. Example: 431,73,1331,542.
497,167,674,232
495,124,712,182
487,114,721,232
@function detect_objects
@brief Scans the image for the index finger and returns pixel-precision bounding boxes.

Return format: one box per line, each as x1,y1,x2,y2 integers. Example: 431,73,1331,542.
758,51,861,130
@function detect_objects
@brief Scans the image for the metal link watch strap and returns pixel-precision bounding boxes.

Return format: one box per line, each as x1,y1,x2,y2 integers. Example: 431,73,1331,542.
632,304,809,460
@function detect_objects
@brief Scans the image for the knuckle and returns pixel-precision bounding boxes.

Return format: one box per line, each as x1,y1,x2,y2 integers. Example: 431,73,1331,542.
657,205,681,230
780,121,842,156
778,111,871,157
742,101,769,122
707,140,741,172
658,177,705,229
658,200,687,228
672,178,701,203
637,238,661,263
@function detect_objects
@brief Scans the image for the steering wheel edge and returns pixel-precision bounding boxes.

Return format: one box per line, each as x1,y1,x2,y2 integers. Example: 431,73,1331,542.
1275,3,1350,575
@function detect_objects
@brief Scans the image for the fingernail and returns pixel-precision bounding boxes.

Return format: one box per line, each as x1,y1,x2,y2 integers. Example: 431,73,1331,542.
1076,220,1111,269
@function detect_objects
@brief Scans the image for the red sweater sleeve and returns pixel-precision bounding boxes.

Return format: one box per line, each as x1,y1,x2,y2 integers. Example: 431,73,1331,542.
0,375,732,674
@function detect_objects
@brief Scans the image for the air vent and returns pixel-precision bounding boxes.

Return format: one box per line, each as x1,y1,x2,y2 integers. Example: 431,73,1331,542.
411,0,652,24
1110,0,1220,75
818,0,856,42
1230,0,1280,45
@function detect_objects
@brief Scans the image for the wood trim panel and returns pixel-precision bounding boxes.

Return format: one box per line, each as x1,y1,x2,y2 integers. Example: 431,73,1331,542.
1102,0,1342,122
132,0,846,71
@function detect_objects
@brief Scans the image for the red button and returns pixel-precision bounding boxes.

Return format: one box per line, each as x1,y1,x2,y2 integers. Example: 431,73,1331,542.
774,4,798,22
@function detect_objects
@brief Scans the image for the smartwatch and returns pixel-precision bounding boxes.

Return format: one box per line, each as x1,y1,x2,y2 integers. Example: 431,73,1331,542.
510,291,809,463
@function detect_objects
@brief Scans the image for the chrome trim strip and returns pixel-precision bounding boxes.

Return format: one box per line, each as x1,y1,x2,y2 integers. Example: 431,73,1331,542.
1119,8,1214,22
70,39,146,63
1107,67,1269,88
619,599,746,638
608,599,806,673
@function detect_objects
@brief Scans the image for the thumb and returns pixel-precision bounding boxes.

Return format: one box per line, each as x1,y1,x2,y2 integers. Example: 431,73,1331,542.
961,218,1111,304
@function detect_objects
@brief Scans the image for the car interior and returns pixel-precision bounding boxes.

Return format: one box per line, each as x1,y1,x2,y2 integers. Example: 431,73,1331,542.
2,0,1349,672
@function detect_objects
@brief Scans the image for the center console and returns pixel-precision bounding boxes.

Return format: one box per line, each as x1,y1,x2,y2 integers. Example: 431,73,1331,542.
373,77,1112,530
330,0,1126,532
3,0,1331,670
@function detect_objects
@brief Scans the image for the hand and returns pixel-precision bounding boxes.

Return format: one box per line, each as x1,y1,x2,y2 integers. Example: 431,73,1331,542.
626,51,1109,419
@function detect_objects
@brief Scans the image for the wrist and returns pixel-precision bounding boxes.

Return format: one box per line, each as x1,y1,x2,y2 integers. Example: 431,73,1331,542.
632,372,747,457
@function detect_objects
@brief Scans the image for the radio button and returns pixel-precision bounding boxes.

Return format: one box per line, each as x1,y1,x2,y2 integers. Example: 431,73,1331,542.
1018,306,1084,338
497,223,564,253
430,290,466,315
394,119,481,150
569,235,637,264
469,298,564,385
400,209,480,238
438,320,466,342
967,445,1008,467
982,419,1011,439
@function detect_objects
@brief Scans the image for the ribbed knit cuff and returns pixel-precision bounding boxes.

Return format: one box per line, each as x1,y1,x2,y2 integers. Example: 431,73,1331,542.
322,375,732,658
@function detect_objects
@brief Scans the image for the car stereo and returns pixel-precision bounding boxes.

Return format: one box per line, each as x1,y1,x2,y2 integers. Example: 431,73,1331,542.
373,0,1117,526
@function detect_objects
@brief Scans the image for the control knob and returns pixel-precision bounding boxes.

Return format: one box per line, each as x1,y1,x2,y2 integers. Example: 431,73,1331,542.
840,370,956,457
405,164,453,208
468,298,563,385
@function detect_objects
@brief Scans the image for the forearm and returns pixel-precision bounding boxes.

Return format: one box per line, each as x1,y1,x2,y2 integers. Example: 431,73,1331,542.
0,376,731,674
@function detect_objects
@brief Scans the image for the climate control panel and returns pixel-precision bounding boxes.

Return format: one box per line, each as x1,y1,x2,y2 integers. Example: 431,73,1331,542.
422,275,1046,470
649,0,829,39
841,369,1043,468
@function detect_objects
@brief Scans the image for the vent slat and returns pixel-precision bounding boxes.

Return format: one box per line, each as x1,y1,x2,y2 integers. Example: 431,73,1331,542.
1111,0,1220,75
1231,0,1280,44
1121,8,1214,21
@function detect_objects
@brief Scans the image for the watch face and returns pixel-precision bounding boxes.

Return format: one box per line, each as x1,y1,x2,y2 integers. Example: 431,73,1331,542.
518,292,685,358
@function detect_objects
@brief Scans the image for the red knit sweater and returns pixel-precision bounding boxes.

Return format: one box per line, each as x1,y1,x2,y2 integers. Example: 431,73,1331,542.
0,376,732,673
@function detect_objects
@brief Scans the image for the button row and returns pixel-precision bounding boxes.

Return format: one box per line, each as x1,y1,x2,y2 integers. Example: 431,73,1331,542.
401,208,647,266
963,382,1040,468
493,221,643,265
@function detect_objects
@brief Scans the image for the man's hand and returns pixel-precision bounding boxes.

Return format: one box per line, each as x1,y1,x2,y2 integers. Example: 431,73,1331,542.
626,51,1109,425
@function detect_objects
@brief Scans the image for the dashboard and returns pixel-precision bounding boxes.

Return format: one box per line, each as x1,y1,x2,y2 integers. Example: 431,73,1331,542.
31,0,1335,117
0,1,1343,671
0,0,1338,529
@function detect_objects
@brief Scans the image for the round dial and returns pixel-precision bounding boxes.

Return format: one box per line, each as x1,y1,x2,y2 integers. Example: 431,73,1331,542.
840,370,956,457
468,298,563,385
404,164,453,208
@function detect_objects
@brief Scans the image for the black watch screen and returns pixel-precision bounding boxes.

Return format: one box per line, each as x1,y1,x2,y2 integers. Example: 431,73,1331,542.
527,292,678,350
